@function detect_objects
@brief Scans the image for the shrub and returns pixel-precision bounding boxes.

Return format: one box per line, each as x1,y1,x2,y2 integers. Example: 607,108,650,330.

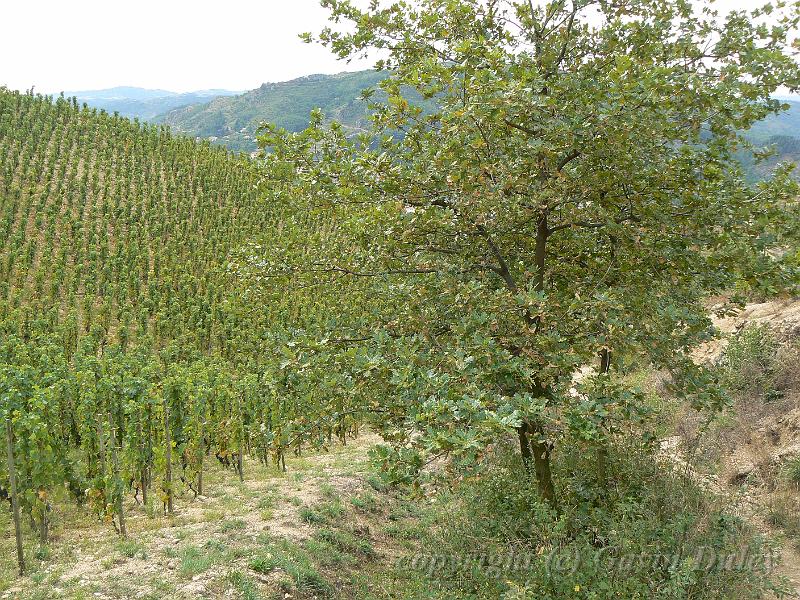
719,325,781,400
785,455,800,488
388,437,781,599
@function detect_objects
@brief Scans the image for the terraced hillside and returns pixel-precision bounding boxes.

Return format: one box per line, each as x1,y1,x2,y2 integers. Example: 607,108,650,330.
0,87,374,578
0,88,269,352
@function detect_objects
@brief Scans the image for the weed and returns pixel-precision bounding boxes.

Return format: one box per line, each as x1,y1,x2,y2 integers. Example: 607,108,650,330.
350,492,380,513
117,539,147,559
227,571,262,600
219,518,246,533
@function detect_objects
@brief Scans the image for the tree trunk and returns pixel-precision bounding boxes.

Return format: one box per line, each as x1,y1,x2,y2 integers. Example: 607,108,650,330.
5,421,25,575
596,348,611,484
237,395,244,482
97,416,106,475
518,421,557,508
39,508,48,545
517,425,534,472
599,348,611,374
528,421,557,508
145,402,153,509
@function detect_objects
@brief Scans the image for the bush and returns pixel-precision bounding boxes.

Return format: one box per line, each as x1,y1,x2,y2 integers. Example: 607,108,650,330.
389,437,781,599
719,325,781,400
785,455,800,488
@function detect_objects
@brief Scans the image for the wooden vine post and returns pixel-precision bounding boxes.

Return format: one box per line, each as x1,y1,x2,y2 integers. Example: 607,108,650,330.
197,427,204,496
137,416,148,507
5,420,25,575
108,410,126,537
163,396,174,515
237,391,244,482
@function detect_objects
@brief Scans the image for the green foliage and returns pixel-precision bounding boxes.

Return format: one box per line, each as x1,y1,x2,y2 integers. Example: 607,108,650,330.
385,441,781,599
246,0,800,503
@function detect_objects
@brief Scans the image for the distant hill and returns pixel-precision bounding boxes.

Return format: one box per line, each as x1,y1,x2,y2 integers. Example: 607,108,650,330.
153,71,388,152
736,100,800,180
62,86,243,120
152,71,800,177
743,100,800,144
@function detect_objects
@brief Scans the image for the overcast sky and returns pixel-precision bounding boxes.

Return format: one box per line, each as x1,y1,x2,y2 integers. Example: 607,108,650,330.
1,0,374,94
0,0,793,95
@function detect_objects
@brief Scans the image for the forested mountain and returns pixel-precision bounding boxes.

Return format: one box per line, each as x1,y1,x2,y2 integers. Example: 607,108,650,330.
153,71,387,152
735,100,800,179
746,98,800,142
154,70,800,179
64,86,242,120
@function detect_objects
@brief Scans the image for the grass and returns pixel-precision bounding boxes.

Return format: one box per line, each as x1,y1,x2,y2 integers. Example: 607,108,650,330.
299,498,346,525
350,492,381,513
227,570,263,600
313,528,375,558
257,488,279,521
219,518,246,533
383,521,426,541
366,474,387,492
785,454,800,488
767,492,800,549
177,540,229,577
116,539,147,559
0,421,783,600
0,435,385,599
250,537,334,597
719,324,783,400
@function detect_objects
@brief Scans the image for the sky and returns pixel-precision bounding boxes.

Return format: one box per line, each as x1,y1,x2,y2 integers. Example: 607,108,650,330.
0,0,795,95
1,0,375,94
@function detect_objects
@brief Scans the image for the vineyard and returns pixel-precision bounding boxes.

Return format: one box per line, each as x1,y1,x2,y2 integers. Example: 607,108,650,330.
4,0,800,596
0,88,368,574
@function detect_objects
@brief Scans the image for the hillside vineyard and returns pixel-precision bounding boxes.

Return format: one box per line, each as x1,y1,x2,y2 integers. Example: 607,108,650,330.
0,89,364,559
0,90,269,345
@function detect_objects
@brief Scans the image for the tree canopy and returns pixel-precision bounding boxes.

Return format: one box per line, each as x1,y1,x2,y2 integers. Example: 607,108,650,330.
249,0,800,505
